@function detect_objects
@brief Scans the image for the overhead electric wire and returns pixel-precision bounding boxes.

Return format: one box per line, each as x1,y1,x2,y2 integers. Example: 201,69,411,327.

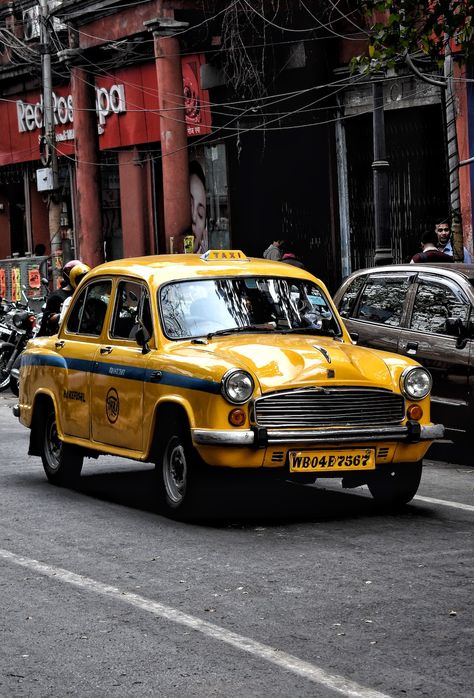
239,0,365,37
299,0,369,41
53,72,431,169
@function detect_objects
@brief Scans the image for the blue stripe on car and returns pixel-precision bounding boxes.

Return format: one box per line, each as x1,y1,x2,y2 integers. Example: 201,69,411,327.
21,353,221,394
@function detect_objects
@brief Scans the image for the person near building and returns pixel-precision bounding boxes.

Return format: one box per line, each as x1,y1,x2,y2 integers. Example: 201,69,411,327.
410,230,454,264
37,259,81,336
280,243,305,269
435,218,471,263
58,262,91,326
263,239,284,260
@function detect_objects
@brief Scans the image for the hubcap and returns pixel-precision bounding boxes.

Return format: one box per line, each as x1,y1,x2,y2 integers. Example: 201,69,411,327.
46,415,62,472
163,441,187,504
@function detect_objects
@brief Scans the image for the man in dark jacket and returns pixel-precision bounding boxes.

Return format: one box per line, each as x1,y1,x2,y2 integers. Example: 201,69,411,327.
37,259,81,336
281,243,305,269
411,231,454,264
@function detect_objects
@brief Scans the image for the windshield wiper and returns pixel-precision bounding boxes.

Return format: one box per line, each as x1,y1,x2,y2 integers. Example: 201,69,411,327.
206,324,276,339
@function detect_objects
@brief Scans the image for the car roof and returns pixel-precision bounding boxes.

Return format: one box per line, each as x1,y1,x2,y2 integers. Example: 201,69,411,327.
86,254,314,286
345,263,474,283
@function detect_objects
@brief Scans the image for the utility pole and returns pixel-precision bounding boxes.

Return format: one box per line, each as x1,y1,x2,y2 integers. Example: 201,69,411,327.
38,0,62,279
372,78,392,266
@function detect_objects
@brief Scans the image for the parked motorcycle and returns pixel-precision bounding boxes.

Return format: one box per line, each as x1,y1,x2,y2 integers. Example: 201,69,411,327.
0,307,38,395
0,280,48,395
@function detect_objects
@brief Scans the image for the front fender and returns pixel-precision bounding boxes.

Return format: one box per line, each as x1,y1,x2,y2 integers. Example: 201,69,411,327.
144,395,196,460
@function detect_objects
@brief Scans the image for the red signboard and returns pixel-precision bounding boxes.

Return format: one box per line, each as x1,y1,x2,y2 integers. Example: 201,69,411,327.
0,54,211,166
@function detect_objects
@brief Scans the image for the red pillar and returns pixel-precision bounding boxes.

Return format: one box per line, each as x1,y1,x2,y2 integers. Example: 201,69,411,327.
153,33,190,252
71,65,104,267
119,149,147,258
455,62,473,258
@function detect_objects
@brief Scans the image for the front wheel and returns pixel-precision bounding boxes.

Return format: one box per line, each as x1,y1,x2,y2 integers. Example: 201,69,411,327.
0,346,14,391
9,355,21,397
155,418,206,520
367,461,422,507
39,407,83,485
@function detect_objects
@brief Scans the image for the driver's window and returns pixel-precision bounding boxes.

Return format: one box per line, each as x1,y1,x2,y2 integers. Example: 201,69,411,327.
111,281,152,339
66,280,112,336
410,279,470,335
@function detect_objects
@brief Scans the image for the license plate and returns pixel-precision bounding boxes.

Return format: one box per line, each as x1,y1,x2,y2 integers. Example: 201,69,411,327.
289,449,375,472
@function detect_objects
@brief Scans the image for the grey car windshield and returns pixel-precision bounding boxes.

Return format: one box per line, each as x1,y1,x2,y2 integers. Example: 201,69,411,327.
159,277,341,339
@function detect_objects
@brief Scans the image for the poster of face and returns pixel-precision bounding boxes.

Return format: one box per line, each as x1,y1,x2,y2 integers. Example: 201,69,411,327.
179,144,229,254
189,160,208,254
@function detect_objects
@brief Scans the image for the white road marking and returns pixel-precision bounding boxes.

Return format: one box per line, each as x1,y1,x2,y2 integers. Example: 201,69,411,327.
415,495,474,512
0,547,391,698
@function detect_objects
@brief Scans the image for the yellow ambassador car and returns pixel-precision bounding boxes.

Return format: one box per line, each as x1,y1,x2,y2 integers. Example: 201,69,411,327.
15,251,443,519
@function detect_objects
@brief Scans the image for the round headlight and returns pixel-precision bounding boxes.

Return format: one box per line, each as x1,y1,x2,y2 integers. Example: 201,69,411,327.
400,366,432,401
221,369,254,405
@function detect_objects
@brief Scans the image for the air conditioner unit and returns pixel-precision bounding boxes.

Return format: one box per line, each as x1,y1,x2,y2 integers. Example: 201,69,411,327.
23,6,40,41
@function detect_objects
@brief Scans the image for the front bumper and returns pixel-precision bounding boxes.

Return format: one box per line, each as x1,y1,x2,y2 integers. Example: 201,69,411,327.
192,421,444,447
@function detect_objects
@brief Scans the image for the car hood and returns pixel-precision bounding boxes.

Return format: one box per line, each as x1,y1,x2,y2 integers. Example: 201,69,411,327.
177,334,401,392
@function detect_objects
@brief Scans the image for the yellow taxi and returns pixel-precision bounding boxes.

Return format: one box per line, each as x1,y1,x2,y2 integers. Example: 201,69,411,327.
15,251,443,519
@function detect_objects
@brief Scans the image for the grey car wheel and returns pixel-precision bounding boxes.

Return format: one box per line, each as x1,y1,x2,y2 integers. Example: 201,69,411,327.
156,419,205,520
40,408,83,485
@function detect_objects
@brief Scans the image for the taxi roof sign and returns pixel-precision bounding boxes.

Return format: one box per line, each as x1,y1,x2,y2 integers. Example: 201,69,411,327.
201,250,248,261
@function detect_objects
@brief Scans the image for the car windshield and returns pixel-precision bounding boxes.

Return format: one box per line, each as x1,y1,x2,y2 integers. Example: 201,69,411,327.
159,277,341,340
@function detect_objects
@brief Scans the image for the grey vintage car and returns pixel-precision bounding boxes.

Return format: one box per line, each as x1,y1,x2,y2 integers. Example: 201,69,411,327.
333,263,474,443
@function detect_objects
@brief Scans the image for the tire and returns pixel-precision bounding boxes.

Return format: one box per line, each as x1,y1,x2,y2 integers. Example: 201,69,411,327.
155,416,206,520
9,355,21,397
0,346,13,391
367,461,422,507
39,407,83,486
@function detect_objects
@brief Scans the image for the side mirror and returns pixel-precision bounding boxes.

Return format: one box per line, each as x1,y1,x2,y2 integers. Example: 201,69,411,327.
349,331,359,344
135,326,151,354
446,317,470,349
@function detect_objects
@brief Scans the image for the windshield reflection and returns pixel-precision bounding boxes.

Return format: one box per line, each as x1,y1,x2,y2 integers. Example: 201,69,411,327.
159,277,341,340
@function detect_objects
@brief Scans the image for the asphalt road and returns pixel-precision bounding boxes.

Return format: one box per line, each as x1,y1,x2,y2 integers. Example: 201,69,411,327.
0,392,473,698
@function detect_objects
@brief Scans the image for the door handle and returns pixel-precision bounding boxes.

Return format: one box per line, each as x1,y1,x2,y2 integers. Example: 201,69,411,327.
55,340,65,349
406,341,418,355
100,346,113,355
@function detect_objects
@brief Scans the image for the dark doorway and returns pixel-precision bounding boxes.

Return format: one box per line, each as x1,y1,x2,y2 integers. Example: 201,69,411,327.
228,127,340,292
345,104,449,269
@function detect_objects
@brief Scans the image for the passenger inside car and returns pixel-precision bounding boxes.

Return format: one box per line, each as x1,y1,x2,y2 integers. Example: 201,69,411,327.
81,297,108,335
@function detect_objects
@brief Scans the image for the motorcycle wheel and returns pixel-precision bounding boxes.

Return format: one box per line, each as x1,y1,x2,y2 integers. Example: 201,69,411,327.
0,346,13,391
9,355,21,397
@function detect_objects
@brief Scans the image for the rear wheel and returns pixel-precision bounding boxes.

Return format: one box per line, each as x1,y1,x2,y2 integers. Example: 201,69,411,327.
155,416,206,520
367,461,422,506
39,407,83,485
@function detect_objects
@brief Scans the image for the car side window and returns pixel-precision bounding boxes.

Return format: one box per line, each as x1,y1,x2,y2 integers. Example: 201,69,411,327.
410,279,471,335
111,281,153,340
355,275,410,326
338,275,366,318
66,280,112,336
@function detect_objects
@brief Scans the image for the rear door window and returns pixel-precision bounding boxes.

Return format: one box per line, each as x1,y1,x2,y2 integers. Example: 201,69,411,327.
66,280,112,337
355,274,412,326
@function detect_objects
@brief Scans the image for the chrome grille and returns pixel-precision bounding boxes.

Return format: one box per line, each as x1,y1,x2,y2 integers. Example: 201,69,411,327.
253,387,405,428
